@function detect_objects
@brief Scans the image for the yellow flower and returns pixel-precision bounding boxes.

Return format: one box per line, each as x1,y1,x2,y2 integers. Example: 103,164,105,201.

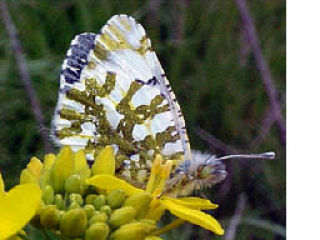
0,171,42,239
87,154,224,236
17,146,223,239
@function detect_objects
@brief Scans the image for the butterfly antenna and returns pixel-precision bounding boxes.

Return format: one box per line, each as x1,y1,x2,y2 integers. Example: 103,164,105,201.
217,151,275,161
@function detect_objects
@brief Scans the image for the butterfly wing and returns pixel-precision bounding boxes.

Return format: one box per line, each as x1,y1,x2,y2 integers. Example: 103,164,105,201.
52,32,96,150
52,15,191,186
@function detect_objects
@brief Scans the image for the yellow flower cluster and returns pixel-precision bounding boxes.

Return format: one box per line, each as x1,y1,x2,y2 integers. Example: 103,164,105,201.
0,146,224,239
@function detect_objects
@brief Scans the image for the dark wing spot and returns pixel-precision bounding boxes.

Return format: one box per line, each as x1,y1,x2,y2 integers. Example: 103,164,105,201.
146,76,159,86
61,33,96,84
135,79,145,85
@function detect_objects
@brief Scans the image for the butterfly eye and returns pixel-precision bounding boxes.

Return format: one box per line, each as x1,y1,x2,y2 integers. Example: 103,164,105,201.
200,165,211,179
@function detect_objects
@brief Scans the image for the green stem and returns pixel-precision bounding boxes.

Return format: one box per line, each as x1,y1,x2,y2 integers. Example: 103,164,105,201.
17,233,30,240
41,228,52,240
151,219,185,236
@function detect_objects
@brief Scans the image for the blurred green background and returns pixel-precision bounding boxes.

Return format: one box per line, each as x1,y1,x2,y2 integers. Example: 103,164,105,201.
0,0,285,239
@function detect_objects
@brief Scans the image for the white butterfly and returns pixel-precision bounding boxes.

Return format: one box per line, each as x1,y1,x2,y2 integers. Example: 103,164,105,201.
52,14,274,194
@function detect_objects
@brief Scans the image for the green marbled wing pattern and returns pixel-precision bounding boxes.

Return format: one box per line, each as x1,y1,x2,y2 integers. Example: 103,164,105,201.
52,15,191,187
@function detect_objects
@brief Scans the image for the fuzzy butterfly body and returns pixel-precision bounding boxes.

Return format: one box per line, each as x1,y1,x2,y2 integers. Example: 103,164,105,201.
52,14,225,190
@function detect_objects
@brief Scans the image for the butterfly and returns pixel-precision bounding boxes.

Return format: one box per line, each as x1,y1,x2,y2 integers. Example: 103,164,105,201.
51,14,274,194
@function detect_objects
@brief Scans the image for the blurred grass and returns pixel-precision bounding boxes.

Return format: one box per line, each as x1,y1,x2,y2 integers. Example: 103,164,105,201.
0,0,285,239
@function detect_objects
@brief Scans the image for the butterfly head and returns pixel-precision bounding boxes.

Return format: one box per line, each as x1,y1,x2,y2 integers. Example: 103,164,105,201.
191,150,228,186
165,150,275,197
163,150,227,197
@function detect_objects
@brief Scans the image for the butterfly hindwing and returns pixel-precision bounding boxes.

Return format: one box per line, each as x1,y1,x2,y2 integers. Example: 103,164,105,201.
52,15,191,186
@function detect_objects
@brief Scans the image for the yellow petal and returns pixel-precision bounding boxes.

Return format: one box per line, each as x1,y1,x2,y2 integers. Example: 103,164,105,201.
145,236,164,240
0,171,5,196
50,146,75,193
27,157,43,180
86,175,143,196
0,184,41,239
160,160,172,179
91,146,115,175
161,196,218,210
145,155,165,194
74,149,87,172
161,200,224,235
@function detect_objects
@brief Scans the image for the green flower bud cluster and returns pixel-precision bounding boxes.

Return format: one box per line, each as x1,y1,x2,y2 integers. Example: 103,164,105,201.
36,190,155,239
20,146,157,240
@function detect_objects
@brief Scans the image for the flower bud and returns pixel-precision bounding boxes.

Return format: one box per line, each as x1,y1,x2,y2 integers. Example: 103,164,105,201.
139,219,156,226
39,205,61,229
145,199,165,221
69,193,84,205
73,150,91,193
69,202,81,210
44,154,55,169
77,167,91,191
54,194,65,210
123,192,152,219
85,222,110,240
85,194,98,205
106,189,126,209
60,209,87,237
50,146,75,193
110,221,156,240
100,205,111,216
27,157,43,180
38,200,46,213
74,149,87,171
42,185,54,205
84,204,95,218
109,206,137,227
40,154,55,188
89,212,108,225
91,146,115,175
94,195,106,210
65,175,83,194
20,169,38,185
39,169,51,189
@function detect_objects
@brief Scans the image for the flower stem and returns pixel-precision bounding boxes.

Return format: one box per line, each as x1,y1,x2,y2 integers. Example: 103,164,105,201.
41,228,52,240
151,218,185,236
17,233,30,240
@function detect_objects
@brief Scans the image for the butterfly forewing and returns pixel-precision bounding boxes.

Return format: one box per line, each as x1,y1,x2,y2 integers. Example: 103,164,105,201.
52,15,191,187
